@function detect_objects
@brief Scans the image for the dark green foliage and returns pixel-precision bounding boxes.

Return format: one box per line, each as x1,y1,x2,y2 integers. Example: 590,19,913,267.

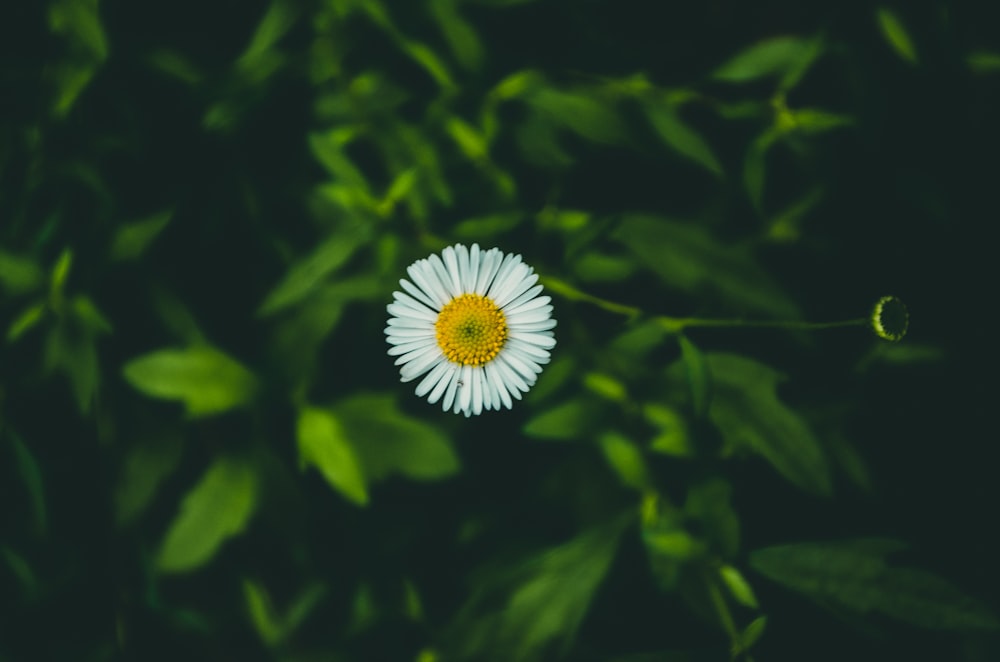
1,1,996,661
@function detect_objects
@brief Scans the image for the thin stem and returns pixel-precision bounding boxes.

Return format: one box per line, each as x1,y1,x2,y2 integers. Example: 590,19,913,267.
657,316,867,332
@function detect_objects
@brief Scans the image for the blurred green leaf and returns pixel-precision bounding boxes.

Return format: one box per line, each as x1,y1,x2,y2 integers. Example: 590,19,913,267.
743,127,779,212
430,0,483,70
445,116,488,162
1,546,39,602
641,100,723,176
613,214,799,319
308,129,372,192
71,295,112,334
738,616,768,653
244,579,284,646
767,187,824,242
7,431,47,537
151,286,207,344
452,212,523,239
707,353,831,495
48,0,108,60
44,322,100,414
523,399,595,441
786,108,854,134
335,394,460,481
157,455,259,573
677,335,710,418
0,250,44,295
297,406,368,506
571,251,636,283
147,49,203,84
643,404,692,457
582,372,627,403
527,87,625,145
238,0,300,72
400,40,456,90
967,51,1000,73
49,248,73,300
6,301,47,343
712,36,816,84
449,515,631,662
122,346,259,417
114,430,185,526
109,210,172,261
876,8,918,64
718,564,758,609
751,539,1000,630
598,431,651,491
257,227,369,317
684,478,739,558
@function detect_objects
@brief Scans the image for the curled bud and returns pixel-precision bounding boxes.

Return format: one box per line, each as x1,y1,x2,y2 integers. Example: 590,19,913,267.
870,296,908,341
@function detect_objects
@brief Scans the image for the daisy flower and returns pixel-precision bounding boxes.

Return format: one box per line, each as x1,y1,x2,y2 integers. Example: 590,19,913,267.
385,243,557,417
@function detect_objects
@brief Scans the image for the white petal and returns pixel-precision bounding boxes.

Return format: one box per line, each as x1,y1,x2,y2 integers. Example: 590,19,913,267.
442,368,460,411
507,338,552,362
415,359,450,397
494,356,528,397
428,254,458,300
387,316,432,330
475,248,502,295
407,261,447,308
387,301,436,323
489,262,529,306
471,367,483,416
442,245,462,296
400,347,444,380
388,337,437,356
458,364,473,415
456,244,471,290
505,308,554,326
394,342,439,367
468,244,480,287
428,364,456,404
486,253,521,300
508,319,557,333
400,278,438,310
503,285,545,313
479,366,494,411
495,270,538,309
385,326,435,339
504,294,551,317
485,361,513,409
393,290,437,316
508,331,557,350
500,347,542,381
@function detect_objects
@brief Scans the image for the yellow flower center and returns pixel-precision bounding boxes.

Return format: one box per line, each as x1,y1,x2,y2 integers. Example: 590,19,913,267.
435,293,508,366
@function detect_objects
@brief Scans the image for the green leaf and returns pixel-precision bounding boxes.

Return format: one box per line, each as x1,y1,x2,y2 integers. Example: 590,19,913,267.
967,51,1000,74
677,335,710,418
582,372,627,403
738,616,768,652
449,515,631,662
157,456,259,573
114,430,185,526
643,404,692,457
0,250,44,295
751,539,1000,630
257,226,369,316
527,88,625,145
244,579,284,646
743,128,779,212
684,478,740,558
642,100,722,176
7,431,47,536
1,546,39,600
719,564,758,609
706,353,831,495
598,431,650,491
523,399,595,441
297,406,368,506
122,346,259,417
335,394,460,481
713,36,816,83
452,212,523,239
71,295,112,334
44,323,100,414
109,210,172,261
876,8,918,64
787,108,854,134
613,214,800,319
430,0,483,71
238,0,299,70
571,251,636,283
48,0,108,61
6,301,47,343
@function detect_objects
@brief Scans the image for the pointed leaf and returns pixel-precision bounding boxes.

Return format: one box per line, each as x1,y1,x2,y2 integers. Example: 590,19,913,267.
123,346,259,417
110,210,172,261
335,394,460,481
713,37,815,83
297,406,368,506
876,8,918,64
642,101,722,176
751,539,1000,630
706,353,831,495
613,214,799,319
157,456,259,573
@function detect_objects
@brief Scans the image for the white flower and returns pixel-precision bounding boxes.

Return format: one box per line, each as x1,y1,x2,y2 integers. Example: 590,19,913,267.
385,244,557,417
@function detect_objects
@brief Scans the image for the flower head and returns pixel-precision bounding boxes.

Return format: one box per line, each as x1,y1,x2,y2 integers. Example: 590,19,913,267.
385,244,556,417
